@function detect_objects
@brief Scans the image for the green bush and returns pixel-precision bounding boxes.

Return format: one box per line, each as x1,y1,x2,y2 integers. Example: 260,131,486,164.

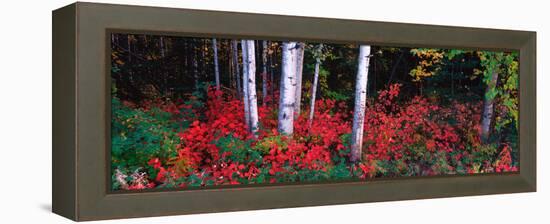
111,97,181,176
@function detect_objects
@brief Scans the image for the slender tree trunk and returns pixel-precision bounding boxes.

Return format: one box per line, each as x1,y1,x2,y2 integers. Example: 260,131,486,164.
262,40,268,106
294,42,306,114
229,50,234,89
278,42,298,135
373,58,377,96
480,71,499,143
201,39,207,79
243,40,259,137
308,44,323,128
270,44,276,103
350,45,372,162
160,37,165,57
212,38,220,91
232,40,242,99
241,40,251,130
387,50,404,85
451,64,455,97
127,35,132,63
192,43,200,90
127,35,134,86
160,37,168,96
183,40,189,78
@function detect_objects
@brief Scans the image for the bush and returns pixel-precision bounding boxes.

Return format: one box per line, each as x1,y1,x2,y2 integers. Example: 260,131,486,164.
111,97,181,189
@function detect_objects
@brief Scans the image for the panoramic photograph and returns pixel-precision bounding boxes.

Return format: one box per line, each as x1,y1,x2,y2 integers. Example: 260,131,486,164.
110,33,519,191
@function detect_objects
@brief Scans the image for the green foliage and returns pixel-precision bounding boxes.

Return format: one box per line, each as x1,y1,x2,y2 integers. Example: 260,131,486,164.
327,162,353,180
323,89,351,101
472,143,499,165
215,135,263,166
111,97,180,173
478,51,519,133
497,52,519,131
191,81,210,105
478,52,503,99
446,49,466,60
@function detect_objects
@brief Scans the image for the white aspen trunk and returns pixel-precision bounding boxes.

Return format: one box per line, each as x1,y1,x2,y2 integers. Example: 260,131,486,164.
278,42,298,135
262,40,268,106
308,46,322,127
232,40,242,98
350,45,371,162
245,40,260,137
480,71,499,143
294,42,306,114
241,40,251,130
212,38,220,91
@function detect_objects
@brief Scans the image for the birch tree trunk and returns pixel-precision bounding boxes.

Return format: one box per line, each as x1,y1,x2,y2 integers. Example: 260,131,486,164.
278,42,298,135
262,40,268,106
241,40,251,130
480,71,499,143
244,40,260,137
232,40,241,98
294,42,306,114
212,38,220,91
350,45,371,162
308,44,323,127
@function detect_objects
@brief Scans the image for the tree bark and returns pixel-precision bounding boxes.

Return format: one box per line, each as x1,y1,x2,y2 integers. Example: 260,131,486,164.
232,40,242,99
159,37,165,57
278,42,298,135
160,37,168,95
244,40,259,137
480,71,499,143
127,35,134,86
212,38,220,91
192,42,200,90
270,44,276,103
241,40,251,130
350,45,372,162
262,40,268,106
201,39,207,79
308,44,323,128
387,49,404,86
294,42,306,114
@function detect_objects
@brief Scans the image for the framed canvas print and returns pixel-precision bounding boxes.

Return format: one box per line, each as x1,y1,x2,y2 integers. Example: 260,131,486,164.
52,2,536,221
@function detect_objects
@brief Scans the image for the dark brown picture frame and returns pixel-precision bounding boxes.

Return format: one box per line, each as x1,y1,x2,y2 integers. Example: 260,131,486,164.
52,2,536,221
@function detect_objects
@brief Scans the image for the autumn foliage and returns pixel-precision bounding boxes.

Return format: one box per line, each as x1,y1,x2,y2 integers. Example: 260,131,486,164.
112,84,516,190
